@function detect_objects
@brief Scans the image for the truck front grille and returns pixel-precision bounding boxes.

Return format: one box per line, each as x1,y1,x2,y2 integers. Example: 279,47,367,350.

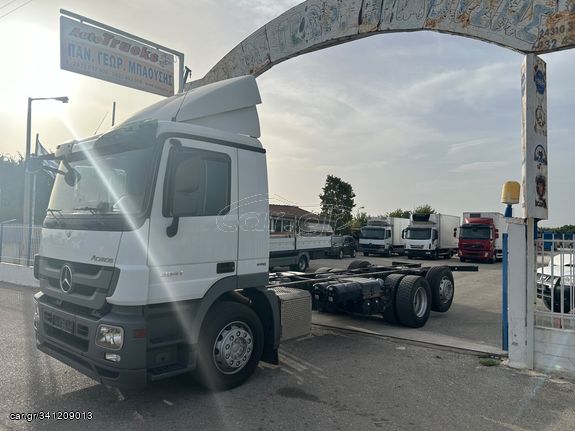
36,256,120,310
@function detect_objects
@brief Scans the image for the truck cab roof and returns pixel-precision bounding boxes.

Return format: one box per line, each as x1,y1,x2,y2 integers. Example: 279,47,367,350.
123,75,262,139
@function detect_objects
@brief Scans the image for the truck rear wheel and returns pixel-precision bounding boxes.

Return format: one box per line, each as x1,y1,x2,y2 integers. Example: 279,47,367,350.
338,249,344,259
395,276,431,328
382,274,405,325
194,301,264,391
425,266,455,313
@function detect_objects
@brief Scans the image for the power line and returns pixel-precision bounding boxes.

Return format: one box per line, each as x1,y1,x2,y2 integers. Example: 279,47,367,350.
0,0,34,21
0,0,20,11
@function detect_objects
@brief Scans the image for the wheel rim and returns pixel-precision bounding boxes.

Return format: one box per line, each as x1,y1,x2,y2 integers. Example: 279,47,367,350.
339,250,343,259
213,321,253,375
438,276,454,303
413,286,428,318
298,257,307,271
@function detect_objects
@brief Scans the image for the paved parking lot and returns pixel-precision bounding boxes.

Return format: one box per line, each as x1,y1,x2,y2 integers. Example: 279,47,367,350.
1,282,575,431
308,255,503,349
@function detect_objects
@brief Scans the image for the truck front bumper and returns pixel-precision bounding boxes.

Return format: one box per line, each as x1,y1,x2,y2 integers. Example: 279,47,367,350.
405,249,433,258
360,245,388,254
34,293,148,389
458,250,491,261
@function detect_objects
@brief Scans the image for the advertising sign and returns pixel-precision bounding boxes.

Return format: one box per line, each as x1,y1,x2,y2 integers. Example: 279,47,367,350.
60,16,175,97
521,54,548,220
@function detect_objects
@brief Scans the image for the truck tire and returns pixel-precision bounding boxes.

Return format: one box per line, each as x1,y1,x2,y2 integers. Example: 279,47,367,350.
395,276,431,328
338,249,344,259
347,260,371,270
382,274,405,325
363,252,369,257
194,301,264,391
425,266,455,313
350,249,356,258
291,255,308,272
431,250,438,260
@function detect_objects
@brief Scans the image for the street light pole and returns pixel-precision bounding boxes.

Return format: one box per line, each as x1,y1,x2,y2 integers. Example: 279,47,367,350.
22,96,69,265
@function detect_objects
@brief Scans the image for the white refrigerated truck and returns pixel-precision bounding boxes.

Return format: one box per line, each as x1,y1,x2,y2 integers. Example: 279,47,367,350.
404,213,460,260
32,76,462,391
359,217,410,257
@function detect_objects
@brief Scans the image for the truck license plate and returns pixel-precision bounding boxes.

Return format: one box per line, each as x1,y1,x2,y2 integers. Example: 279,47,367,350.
51,315,74,334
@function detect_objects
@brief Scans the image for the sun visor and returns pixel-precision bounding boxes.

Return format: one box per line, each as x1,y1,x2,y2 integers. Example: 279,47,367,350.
122,75,262,138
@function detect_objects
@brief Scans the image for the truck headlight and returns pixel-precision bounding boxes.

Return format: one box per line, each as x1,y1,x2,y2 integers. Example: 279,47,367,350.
96,325,124,350
33,300,39,329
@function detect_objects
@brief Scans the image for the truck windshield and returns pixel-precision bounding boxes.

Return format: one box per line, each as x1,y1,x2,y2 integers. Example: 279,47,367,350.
48,146,156,217
460,226,491,240
361,227,386,239
405,228,431,240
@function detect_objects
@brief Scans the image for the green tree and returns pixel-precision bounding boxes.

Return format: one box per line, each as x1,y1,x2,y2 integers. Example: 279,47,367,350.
387,208,411,218
412,204,436,215
351,211,368,230
319,174,356,234
545,225,575,235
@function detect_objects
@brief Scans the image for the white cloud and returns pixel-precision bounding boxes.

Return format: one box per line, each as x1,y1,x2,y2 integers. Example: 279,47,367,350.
451,161,509,174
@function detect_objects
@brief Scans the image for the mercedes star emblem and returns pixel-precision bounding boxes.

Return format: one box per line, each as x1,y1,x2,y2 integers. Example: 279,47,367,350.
59,264,73,293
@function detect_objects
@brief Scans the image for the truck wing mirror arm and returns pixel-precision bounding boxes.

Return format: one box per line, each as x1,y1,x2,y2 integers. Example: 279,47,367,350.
166,216,180,238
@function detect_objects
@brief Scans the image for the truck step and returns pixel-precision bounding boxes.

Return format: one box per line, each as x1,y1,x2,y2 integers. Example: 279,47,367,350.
148,363,191,381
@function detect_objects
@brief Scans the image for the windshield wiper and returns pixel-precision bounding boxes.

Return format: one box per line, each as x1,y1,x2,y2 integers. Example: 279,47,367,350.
73,207,100,214
46,208,64,226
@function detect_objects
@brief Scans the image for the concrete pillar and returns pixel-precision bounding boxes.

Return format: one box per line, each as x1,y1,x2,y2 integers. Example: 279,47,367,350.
507,218,534,369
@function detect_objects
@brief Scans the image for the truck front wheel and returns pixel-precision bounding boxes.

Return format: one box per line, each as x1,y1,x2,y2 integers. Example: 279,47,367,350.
194,301,264,391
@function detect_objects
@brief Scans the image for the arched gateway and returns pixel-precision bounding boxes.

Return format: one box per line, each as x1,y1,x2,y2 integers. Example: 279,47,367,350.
187,0,575,89
186,1,575,374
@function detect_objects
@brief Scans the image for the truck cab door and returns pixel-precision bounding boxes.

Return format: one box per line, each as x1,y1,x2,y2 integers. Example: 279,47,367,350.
147,138,238,303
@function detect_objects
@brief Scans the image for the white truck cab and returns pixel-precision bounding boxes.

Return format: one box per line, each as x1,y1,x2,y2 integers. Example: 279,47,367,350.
404,213,460,260
33,76,309,390
359,217,409,257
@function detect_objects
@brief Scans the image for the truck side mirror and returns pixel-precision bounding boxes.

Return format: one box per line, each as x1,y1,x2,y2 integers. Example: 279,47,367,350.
401,229,405,239
25,157,43,174
453,227,457,238
433,231,438,241
163,140,183,237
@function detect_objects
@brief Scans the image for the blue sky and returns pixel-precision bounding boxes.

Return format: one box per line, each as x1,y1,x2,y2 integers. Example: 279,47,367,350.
1,0,574,226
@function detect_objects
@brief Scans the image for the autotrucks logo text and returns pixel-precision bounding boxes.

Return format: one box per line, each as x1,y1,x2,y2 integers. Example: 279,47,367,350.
69,27,163,65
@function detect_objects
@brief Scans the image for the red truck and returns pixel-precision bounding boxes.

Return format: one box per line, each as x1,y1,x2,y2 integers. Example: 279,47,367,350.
458,212,506,263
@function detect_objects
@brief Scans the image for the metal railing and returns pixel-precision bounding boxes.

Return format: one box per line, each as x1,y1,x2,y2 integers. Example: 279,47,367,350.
0,223,42,267
535,235,575,330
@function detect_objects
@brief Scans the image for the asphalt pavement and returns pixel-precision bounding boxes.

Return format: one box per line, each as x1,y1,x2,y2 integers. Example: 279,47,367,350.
2,282,575,431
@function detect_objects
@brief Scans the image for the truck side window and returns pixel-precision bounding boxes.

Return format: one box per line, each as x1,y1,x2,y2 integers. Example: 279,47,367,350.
166,148,231,217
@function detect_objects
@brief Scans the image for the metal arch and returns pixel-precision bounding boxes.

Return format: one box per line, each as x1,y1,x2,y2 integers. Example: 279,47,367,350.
187,0,575,89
